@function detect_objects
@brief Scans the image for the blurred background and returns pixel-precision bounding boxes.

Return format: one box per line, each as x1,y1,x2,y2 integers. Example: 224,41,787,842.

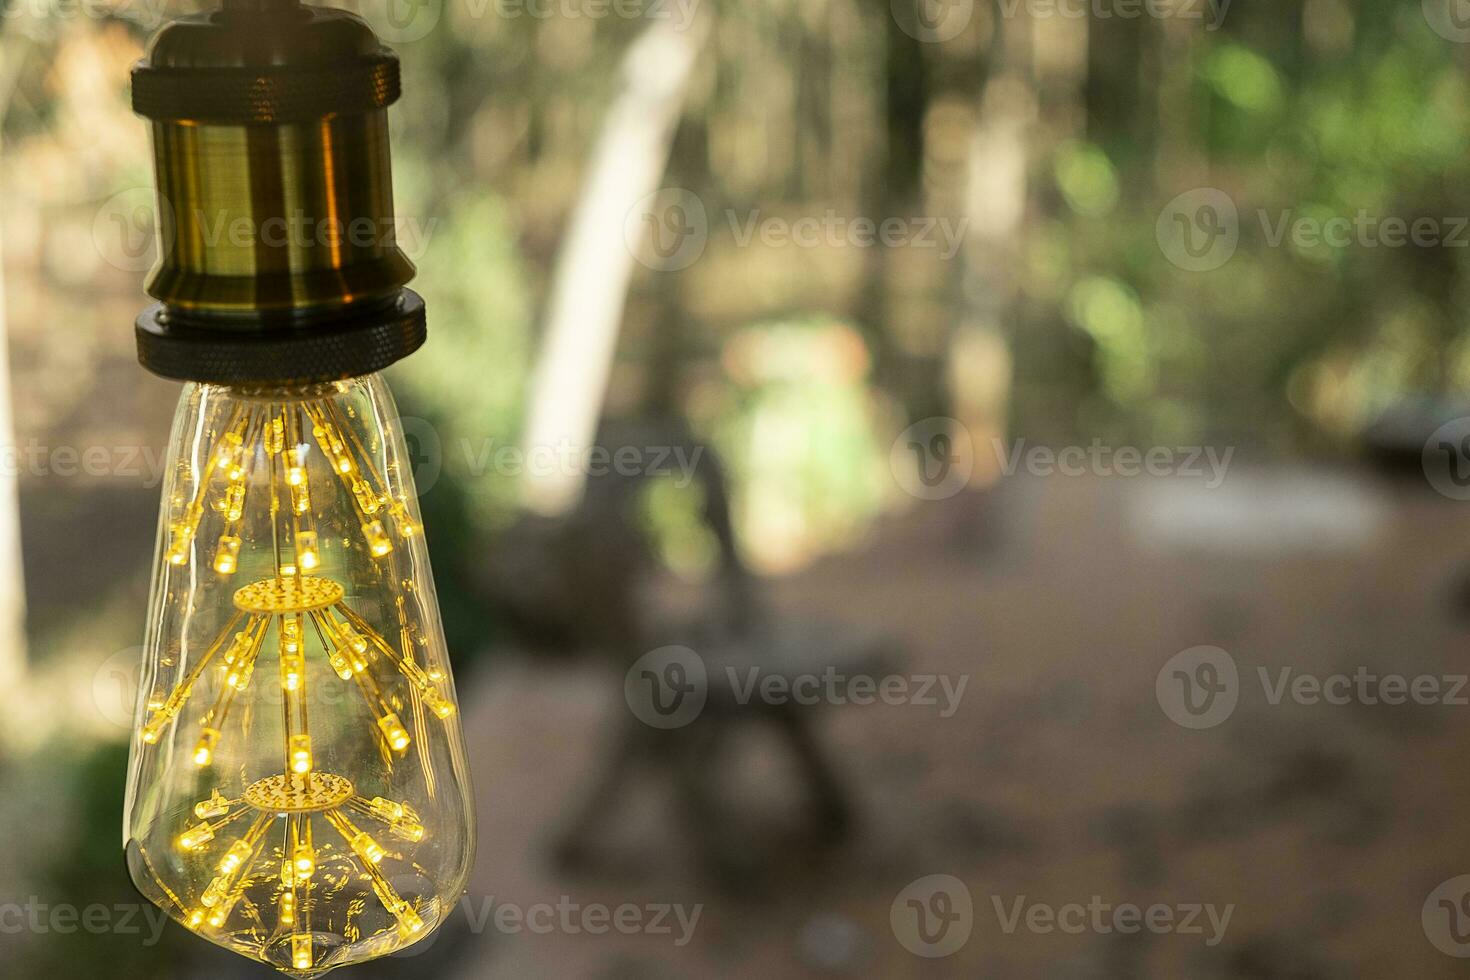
5,0,1470,976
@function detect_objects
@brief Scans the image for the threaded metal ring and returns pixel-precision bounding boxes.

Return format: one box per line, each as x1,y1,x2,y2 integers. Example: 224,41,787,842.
136,290,427,385
132,55,400,124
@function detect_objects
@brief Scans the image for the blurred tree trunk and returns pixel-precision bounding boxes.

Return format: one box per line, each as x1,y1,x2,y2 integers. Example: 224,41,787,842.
859,0,935,421
0,34,29,693
519,16,708,516
1085,8,1149,190
1153,17,1203,191
949,11,1032,488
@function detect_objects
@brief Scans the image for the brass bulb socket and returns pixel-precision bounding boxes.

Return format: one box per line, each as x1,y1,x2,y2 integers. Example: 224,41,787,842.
144,112,414,315
131,0,426,384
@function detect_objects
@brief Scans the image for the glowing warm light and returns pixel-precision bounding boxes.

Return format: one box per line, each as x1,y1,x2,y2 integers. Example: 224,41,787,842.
362,520,392,557
378,713,411,751
214,535,241,574
179,826,215,851
296,530,320,570
194,728,220,767
293,935,313,971
126,380,472,977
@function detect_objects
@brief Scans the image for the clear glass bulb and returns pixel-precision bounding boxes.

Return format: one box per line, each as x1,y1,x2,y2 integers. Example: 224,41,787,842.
123,375,475,978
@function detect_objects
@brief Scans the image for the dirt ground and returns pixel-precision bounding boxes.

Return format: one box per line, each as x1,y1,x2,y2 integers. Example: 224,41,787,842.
434,467,1470,980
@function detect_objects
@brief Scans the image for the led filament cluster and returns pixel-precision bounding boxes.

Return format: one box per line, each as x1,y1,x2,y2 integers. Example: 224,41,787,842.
163,397,419,575
125,379,473,978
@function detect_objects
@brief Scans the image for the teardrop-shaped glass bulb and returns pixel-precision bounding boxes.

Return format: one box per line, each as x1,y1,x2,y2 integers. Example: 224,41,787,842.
123,375,475,978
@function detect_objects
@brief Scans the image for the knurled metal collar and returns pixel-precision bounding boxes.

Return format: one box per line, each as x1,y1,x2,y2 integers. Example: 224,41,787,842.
132,55,400,124
136,291,427,385
131,3,402,125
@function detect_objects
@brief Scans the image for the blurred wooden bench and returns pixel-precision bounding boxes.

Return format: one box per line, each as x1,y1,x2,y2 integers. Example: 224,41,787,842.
480,420,895,888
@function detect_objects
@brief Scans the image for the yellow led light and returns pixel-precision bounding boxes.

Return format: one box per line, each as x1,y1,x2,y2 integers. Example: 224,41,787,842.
193,790,231,820
218,839,253,875
393,820,425,843
327,647,353,680
285,451,307,487
368,797,405,821
356,833,386,864
222,629,251,665
390,499,421,537
280,622,304,689
296,530,320,571
279,890,296,928
352,479,381,515
265,414,286,455
220,482,245,523
138,609,250,744
200,877,227,908
194,727,220,767
326,809,387,865
225,657,255,691
284,813,317,890
288,735,312,774
366,867,425,939
425,689,456,719
377,713,411,752
213,535,241,575
361,520,392,557
397,906,424,937
214,431,244,472
178,825,215,851
292,934,313,970
349,795,425,842
166,519,196,565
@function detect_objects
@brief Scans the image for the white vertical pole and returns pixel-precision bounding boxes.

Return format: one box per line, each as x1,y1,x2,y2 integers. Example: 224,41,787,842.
0,37,30,693
519,15,708,516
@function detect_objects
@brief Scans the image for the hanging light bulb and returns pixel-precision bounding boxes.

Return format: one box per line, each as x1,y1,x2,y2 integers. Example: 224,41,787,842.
122,2,474,976
129,379,471,974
